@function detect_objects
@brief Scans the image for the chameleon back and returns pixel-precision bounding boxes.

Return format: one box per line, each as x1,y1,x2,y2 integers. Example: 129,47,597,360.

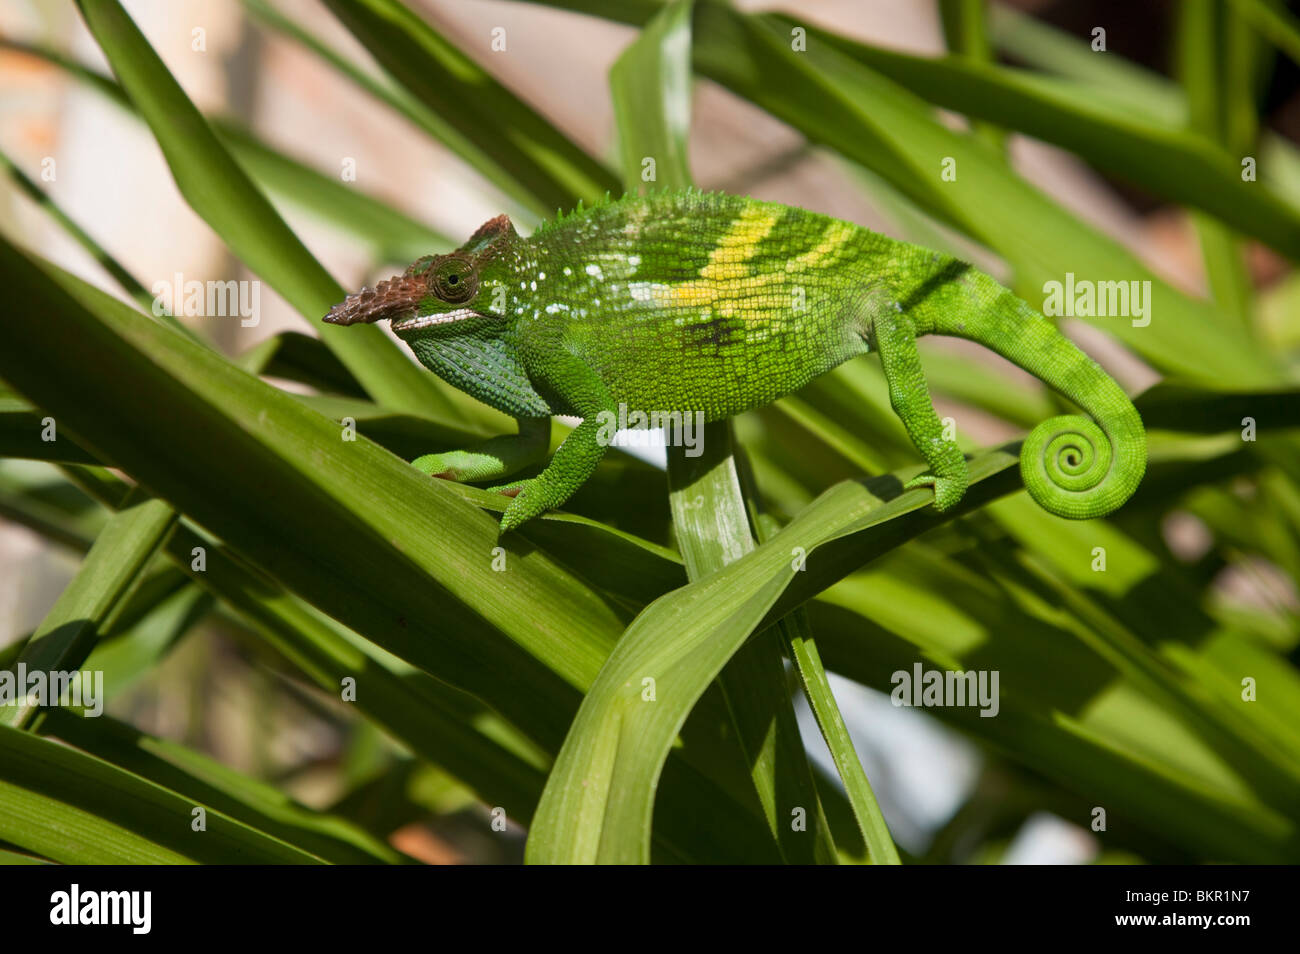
512,190,898,419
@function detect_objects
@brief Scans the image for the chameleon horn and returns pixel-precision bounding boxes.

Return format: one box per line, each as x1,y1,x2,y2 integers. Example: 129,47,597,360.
323,274,427,325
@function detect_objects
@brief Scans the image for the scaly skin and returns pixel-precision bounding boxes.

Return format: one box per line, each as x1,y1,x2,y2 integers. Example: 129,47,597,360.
324,189,1146,531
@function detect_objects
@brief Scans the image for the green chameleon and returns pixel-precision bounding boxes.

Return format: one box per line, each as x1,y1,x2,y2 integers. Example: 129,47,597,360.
324,189,1146,532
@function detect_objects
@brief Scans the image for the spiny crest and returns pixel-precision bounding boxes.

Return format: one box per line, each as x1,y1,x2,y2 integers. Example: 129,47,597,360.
531,186,752,236
460,214,518,257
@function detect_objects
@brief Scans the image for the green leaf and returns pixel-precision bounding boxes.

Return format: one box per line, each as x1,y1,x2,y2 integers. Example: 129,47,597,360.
212,119,455,264
685,1,1279,384
526,450,1021,863
38,708,405,864
610,0,694,191
75,0,453,417
0,238,777,862
0,397,100,465
318,0,619,215
0,489,176,730
0,724,327,863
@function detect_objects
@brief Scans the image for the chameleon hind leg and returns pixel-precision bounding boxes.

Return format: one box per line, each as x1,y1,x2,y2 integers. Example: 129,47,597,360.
412,416,551,482
872,309,968,510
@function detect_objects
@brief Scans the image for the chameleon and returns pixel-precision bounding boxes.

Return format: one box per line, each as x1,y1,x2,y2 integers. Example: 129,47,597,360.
324,189,1146,532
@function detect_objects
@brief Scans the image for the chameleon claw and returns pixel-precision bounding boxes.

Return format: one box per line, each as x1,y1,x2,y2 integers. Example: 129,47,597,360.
904,472,966,511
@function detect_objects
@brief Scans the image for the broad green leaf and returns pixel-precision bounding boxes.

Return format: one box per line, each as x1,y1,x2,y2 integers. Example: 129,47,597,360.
38,708,404,865
809,553,1300,862
318,0,619,214
3,38,456,285
75,0,454,417
610,0,694,191
211,119,455,265
0,240,778,861
0,723,326,864
240,0,536,222
0,397,99,465
526,450,1021,863
1,489,176,729
0,237,605,745
937,0,1007,153
1175,0,1255,328
789,14,1300,264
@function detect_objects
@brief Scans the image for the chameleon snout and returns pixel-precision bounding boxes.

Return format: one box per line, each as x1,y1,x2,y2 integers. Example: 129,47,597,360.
323,274,428,326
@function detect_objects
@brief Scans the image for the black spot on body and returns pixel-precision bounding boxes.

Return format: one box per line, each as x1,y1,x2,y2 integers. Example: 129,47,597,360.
899,258,972,312
685,315,743,351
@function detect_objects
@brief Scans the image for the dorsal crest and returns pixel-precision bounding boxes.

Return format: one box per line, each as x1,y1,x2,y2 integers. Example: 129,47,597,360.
460,214,518,257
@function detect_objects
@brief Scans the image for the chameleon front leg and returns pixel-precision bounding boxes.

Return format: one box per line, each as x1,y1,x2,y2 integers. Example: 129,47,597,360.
488,355,617,533
412,415,550,483
872,309,968,510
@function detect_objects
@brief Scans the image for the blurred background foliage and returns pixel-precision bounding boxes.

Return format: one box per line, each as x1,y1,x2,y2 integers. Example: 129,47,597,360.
1,0,1300,864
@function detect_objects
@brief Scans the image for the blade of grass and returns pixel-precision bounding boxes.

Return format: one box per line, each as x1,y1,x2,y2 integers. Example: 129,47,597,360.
0,723,327,863
318,0,619,214
685,2,1279,383
75,0,454,417
38,707,405,864
211,119,455,264
240,0,541,221
0,39,453,294
1177,0,1255,329
938,0,1006,153
751,511,900,864
0,488,175,730
0,148,156,315
526,449,1021,863
0,241,779,861
1229,0,1300,68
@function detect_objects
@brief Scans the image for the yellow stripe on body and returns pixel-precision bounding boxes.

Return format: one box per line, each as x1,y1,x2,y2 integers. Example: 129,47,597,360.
655,212,856,320
785,221,855,272
660,206,784,317
698,205,782,281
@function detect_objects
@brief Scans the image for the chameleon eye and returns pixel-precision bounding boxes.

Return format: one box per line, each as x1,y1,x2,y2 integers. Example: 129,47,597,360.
430,256,478,303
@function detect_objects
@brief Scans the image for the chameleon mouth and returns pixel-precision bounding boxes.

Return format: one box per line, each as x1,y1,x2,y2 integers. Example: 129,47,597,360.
390,308,479,333
323,274,427,326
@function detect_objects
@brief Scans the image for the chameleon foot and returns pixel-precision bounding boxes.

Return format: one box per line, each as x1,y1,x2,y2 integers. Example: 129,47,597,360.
904,470,968,512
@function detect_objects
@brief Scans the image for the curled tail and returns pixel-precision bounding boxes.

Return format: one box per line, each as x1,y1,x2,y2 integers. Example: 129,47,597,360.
911,261,1146,519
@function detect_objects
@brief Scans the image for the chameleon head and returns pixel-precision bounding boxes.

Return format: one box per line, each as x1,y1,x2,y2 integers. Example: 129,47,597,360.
322,214,519,339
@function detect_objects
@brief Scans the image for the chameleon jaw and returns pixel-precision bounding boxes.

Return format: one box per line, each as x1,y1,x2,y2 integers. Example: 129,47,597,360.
390,308,480,333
